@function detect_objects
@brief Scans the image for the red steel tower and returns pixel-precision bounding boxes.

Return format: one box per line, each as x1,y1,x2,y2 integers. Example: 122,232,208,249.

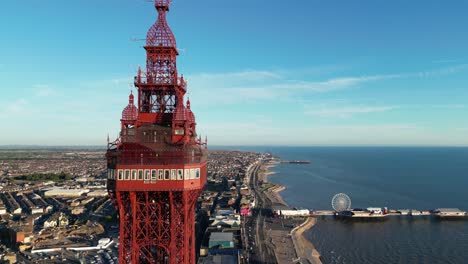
106,1,207,263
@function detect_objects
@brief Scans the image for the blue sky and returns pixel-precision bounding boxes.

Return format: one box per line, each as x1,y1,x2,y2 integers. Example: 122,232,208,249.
0,0,467,146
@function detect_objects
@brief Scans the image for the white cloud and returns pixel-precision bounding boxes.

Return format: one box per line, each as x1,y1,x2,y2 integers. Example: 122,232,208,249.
432,59,458,64
191,70,394,91
81,77,134,91
187,70,398,105
267,75,399,92
411,64,468,78
200,119,468,146
193,70,282,82
3,63,465,145
200,120,442,146
306,106,397,118
33,84,56,97
0,99,28,117
432,104,466,109
188,64,468,106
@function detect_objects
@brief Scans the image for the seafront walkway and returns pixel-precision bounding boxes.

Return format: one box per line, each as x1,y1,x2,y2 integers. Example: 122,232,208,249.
247,161,277,264
247,159,323,264
291,217,322,264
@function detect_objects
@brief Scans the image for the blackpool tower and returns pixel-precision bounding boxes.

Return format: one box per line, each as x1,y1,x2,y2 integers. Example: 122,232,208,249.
106,0,207,263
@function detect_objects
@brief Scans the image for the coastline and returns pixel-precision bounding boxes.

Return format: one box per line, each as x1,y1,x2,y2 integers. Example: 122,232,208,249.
291,217,322,264
259,159,288,208
259,159,323,264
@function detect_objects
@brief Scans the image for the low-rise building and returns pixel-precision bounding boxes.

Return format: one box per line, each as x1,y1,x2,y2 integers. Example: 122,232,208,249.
44,188,89,197
200,254,238,264
30,207,44,214
2,252,17,264
87,189,108,197
208,232,234,249
71,207,85,215
43,213,69,228
210,214,241,228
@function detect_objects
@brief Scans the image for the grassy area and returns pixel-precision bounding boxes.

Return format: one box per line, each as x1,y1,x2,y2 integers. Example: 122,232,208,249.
260,182,275,192
14,172,73,182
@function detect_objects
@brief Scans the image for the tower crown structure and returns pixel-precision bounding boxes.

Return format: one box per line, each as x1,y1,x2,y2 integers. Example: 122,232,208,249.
121,92,138,124
147,0,176,47
107,1,207,263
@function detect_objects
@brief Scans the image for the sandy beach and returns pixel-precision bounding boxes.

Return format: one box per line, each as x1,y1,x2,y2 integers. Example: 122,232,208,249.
259,160,323,264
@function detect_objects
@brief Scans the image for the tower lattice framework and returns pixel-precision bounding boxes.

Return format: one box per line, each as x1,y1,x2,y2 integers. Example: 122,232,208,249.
107,1,207,263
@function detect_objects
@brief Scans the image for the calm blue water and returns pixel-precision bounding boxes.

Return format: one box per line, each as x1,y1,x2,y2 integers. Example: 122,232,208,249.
227,147,468,264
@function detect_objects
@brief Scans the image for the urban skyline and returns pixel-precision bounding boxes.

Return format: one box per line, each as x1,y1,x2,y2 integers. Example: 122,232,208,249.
1,0,468,146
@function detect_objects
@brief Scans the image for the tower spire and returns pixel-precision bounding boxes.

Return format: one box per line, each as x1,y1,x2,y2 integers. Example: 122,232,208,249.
146,0,176,47
155,0,171,10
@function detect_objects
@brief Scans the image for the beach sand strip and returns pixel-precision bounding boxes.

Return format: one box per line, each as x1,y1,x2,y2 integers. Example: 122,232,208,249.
259,160,322,264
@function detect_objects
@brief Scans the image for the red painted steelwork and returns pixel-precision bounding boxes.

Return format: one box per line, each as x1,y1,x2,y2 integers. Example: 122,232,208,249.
107,1,207,263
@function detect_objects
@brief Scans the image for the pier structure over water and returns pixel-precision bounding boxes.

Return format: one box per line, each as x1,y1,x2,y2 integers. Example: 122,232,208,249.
310,208,468,219
272,194,468,220
308,193,468,219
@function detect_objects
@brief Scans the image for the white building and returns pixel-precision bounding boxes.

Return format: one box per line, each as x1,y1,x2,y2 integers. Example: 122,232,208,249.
87,190,108,197
44,213,69,228
31,207,44,214
434,208,466,217
277,209,310,217
44,188,89,197
210,214,241,227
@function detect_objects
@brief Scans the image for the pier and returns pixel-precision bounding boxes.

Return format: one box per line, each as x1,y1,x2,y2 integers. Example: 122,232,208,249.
273,202,468,219
304,208,468,219
279,160,311,164
293,193,468,220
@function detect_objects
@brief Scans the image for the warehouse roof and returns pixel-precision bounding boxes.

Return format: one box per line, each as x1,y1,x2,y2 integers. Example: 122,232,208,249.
44,187,89,197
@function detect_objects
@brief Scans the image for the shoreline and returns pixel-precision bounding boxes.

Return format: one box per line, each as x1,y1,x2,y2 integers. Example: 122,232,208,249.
258,161,288,207
291,217,322,264
259,160,323,264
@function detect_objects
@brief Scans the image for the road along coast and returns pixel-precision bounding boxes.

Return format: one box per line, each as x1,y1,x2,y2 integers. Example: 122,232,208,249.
258,159,323,264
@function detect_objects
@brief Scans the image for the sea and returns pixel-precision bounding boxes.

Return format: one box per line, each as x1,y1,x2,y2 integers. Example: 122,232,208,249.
223,146,468,264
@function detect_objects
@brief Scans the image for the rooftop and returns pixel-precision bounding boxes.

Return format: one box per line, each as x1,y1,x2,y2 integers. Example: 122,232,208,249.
209,232,233,242
435,208,464,213
201,255,237,264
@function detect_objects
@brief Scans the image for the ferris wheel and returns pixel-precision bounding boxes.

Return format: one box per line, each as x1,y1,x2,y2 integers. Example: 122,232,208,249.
331,193,352,212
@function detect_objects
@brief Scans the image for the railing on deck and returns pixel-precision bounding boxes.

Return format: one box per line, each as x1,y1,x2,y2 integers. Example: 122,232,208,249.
107,147,207,166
